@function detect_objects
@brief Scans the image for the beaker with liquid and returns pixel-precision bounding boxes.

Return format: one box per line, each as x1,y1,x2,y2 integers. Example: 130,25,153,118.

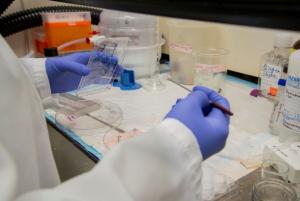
193,49,229,93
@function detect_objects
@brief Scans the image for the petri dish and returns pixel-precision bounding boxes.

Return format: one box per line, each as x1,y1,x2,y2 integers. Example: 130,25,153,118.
103,128,142,149
252,179,297,201
55,100,122,133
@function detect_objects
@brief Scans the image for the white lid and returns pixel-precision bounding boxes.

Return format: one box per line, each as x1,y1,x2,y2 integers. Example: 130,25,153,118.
42,12,91,23
100,10,157,29
274,33,293,48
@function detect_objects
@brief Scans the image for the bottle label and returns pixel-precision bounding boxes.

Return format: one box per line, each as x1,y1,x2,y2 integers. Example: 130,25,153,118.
283,75,300,134
260,64,282,91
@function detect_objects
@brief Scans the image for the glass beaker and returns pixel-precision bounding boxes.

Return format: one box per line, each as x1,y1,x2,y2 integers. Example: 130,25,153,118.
193,48,229,93
252,179,297,201
261,160,289,181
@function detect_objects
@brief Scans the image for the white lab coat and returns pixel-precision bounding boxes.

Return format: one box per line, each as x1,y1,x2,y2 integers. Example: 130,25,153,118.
0,35,203,201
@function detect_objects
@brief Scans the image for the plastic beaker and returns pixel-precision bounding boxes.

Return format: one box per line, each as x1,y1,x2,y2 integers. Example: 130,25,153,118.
142,39,165,91
193,48,229,93
168,21,220,85
252,179,297,201
261,160,289,181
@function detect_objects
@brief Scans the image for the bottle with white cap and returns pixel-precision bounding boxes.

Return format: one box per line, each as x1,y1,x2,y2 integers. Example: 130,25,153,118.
281,50,300,139
258,33,293,96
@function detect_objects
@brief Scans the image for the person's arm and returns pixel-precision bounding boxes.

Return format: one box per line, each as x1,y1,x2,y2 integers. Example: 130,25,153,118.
16,87,230,201
16,118,202,201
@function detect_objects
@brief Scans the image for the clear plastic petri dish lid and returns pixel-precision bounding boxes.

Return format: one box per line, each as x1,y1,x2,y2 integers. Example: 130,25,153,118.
76,37,129,96
103,128,142,150
55,100,122,133
100,10,157,29
252,179,297,201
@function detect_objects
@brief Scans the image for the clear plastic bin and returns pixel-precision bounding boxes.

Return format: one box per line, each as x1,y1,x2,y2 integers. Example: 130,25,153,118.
100,10,157,29
108,39,165,78
99,26,157,46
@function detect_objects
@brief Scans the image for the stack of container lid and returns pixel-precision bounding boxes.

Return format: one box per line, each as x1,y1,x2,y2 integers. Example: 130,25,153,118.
99,10,164,78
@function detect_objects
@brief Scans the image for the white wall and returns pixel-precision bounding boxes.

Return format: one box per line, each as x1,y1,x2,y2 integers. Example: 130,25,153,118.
160,17,300,77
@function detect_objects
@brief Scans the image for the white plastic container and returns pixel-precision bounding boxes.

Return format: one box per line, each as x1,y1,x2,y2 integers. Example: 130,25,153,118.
282,50,300,137
99,10,162,78
110,39,165,78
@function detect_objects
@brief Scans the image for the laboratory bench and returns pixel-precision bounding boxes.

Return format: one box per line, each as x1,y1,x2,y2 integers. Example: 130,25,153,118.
46,73,282,200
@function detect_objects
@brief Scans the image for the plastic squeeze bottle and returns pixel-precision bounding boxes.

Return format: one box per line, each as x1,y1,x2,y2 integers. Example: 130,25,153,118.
259,33,293,96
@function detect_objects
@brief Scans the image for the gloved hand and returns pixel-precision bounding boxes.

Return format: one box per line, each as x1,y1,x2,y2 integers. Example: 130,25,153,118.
165,86,230,159
46,52,122,93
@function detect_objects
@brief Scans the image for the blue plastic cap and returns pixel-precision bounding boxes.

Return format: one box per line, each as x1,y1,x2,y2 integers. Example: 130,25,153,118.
278,79,286,86
112,69,141,90
121,69,135,86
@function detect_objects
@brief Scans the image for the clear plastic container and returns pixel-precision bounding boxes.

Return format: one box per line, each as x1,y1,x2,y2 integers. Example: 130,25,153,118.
100,10,157,29
252,179,297,201
42,12,92,53
99,26,157,46
193,48,229,93
99,10,159,47
105,39,165,79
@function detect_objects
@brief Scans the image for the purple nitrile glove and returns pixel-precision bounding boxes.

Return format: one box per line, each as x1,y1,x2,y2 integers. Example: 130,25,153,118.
165,86,230,159
45,51,123,93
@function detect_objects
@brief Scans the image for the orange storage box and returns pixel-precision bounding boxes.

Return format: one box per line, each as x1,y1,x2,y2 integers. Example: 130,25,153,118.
43,12,92,53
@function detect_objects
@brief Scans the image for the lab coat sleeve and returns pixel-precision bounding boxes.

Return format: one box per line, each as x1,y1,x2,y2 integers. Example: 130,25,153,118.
16,118,203,201
19,58,54,108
